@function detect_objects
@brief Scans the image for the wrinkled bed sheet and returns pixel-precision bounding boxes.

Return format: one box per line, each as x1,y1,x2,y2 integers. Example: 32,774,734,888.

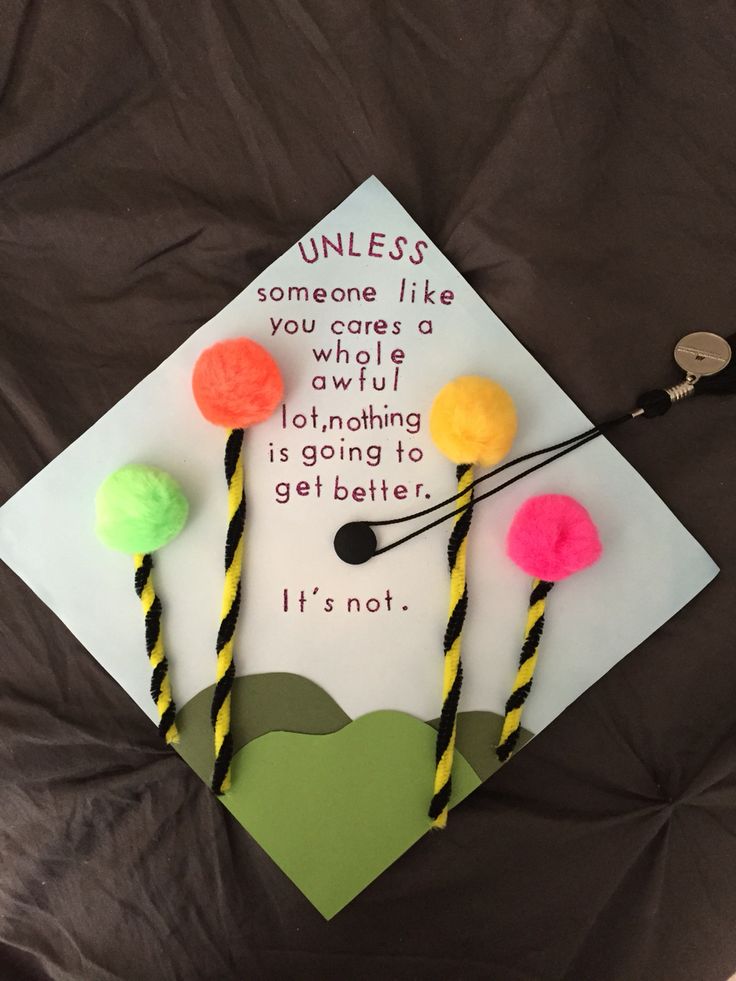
1,2,736,979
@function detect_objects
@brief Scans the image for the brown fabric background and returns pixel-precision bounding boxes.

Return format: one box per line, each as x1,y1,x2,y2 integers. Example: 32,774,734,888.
1,2,735,979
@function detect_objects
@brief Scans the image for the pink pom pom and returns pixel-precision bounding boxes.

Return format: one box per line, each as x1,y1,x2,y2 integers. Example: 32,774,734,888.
506,494,602,582
192,338,283,428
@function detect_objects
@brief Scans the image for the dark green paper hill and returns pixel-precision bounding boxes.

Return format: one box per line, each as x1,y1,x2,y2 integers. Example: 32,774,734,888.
176,672,533,785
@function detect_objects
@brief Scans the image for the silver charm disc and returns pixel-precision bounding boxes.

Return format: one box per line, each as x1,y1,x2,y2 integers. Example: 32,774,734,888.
674,332,732,377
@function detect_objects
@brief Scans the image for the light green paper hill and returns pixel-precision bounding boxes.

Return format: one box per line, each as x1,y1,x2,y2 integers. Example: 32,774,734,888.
220,711,481,919
174,674,533,918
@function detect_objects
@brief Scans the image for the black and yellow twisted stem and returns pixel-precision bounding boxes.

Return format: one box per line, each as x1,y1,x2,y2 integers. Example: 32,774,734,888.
211,427,246,796
496,578,554,762
429,463,474,829
133,552,179,745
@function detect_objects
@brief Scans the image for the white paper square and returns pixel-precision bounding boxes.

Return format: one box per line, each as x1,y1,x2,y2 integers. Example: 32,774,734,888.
0,178,718,916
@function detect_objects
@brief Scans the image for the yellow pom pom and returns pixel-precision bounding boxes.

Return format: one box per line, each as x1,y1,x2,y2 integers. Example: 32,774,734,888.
429,375,517,465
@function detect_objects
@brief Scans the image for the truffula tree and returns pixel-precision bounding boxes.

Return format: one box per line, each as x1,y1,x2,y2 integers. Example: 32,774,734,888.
192,337,283,795
96,464,189,744
427,375,517,829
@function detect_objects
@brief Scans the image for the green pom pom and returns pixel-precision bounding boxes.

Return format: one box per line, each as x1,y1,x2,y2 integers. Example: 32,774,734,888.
96,465,189,554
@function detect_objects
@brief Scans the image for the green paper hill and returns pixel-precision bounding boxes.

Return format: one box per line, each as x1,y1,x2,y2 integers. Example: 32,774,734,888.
428,710,533,782
175,672,534,785
174,676,536,918
220,710,482,919
176,672,351,782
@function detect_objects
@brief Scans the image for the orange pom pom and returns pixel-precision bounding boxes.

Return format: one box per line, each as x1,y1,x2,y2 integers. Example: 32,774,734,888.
192,338,283,428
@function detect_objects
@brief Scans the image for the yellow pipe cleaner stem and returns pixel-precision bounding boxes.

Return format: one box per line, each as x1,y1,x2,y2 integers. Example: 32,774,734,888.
429,463,474,829
133,552,179,744
496,578,553,762
210,427,245,795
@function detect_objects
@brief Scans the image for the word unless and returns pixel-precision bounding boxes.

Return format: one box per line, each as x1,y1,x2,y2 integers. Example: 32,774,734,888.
297,230,428,265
